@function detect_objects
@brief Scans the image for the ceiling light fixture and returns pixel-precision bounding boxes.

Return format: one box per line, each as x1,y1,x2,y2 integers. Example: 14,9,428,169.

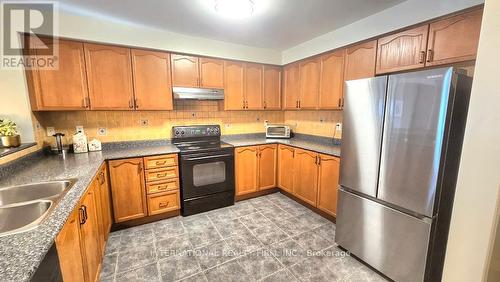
214,0,254,18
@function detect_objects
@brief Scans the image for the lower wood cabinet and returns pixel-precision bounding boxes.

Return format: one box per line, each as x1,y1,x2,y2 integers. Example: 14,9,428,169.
317,154,341,216
108,158,147,222
277,145,295,193
147,190,181,215
55,209,86,282
79,184,102,282
292,149,319,206
235,144,277,196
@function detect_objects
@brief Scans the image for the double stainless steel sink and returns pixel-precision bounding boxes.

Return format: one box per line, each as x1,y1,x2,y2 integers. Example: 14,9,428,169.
0,180,74,236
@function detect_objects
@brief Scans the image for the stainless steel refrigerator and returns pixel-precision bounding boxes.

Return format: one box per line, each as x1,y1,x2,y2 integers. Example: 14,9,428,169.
336,67,472,282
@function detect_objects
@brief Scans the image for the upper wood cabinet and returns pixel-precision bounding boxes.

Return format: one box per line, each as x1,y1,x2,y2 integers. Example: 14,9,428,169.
199,57,224,88
27,38,89,110
258,144,277,190
376,25,429,74
131,49,173,110
319,50,345,109
84,43,134,110
171,54,199,87
235,146,259,196
293,149,319,206
56,209,86,282
277,145,295,193
108,158,147,222
426,8,482,66
244,63,263,110
344,40,377,81
317,155,340,216
283,63,301,109
224,61,245,110
263,66,281,110
299,58,321,109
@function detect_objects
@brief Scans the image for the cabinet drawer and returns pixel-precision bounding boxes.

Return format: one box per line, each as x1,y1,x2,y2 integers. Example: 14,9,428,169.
146,179,180,194
145,167,178,183
147,191,180,215
144,154,178,169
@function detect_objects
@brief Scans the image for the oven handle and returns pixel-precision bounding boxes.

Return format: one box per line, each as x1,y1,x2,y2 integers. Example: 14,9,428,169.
183,154,233,161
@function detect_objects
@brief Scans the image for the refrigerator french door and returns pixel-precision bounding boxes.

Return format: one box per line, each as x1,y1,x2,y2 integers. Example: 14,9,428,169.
336,67,472,282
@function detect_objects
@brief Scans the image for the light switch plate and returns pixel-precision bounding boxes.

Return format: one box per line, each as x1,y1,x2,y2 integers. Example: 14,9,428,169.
46,127,55,136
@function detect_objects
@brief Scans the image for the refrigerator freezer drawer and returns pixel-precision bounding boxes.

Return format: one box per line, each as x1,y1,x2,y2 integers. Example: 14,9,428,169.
336,189,431,282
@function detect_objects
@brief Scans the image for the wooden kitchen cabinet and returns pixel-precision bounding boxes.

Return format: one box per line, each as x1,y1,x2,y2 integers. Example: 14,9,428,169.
235,146,259,196
27,37,90,111
426,8,482,66
79,184,102,282
299,58,321,109
224,61,246,110
258,144,277,190
147,190,181,215
84,43,134,110
376,25,429,74
293,149,319,206
131,49,173,110
277,145,295,193
344,40,377,81
199,57,225,88
108,158,147,222
244,63,264,109
283,63,301,109
263,66,281,109
317,154,340,216
171,54,199,87
97,164,112,241
319,50,345,109
55,209,86,282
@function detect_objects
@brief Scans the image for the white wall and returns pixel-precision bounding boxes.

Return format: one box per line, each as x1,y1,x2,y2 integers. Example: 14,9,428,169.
282,0,484,64
442,0,500,280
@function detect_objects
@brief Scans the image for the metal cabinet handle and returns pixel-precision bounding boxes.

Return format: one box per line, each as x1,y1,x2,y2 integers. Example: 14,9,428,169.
156,160,167,165
134,98,139,109
128,99,134,109
156,173,168,178
263,101,267,109
419,51,426,64
157,185,168,191
79,205,87,225
159,201,169,208
138,162,143,174
426,49,434,63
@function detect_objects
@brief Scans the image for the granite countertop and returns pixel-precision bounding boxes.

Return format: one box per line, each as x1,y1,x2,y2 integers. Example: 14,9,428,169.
0,141,179,282
223,133,341,157
0,134,339,281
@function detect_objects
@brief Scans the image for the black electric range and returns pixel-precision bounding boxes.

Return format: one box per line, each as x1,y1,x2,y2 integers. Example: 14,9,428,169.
172,125,235,216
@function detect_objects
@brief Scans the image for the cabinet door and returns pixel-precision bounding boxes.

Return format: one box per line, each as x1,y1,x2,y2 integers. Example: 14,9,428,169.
426,8,482,66
98,165,112,240
131,49,173,110
171,54,199,87
319,50,344,109
108,158,147,222
199,58,224,88
235,146,259,196
224,61,245,110
293,149,319,206
299,59,320,109
30,38,89,110
84,43,134,110
91,179,105,256
263,66,281,110
259,144,277,190
344,40,377,81
317,155,340,216
55,209,86,282
376,25,429,74
79,187,102,282
245,63,263,110
277,145,295,193
283,63,300,109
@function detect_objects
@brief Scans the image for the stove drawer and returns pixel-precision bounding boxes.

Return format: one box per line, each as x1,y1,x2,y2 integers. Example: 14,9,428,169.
146,167,178,183
146,179,180,194
147,191,180,215
144,154,178,170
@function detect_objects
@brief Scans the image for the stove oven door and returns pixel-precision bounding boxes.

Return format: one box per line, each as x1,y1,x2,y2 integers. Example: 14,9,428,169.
180,150,235,200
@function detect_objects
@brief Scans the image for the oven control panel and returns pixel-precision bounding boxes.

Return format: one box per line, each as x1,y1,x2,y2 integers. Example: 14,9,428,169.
172,125,220,139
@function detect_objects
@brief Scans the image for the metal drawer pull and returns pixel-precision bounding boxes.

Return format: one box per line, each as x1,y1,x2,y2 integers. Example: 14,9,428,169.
155,160,167,165
157,184,169,190
159,201,169,208
156,173,168,178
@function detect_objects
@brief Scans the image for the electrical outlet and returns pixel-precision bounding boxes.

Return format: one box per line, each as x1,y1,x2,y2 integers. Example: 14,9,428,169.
98,127,107,136
335,123,342,131
191,112,196,117
46,127,55,136
256,116,260,121
76,125,84,133
319,117,325,123
140,119,149,127
225,123,231,128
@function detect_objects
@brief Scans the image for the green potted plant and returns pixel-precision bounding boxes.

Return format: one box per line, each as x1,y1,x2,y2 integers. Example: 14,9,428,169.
0,118,21,147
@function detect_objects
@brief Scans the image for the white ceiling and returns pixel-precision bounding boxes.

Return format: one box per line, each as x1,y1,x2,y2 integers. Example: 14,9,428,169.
58,0,405,50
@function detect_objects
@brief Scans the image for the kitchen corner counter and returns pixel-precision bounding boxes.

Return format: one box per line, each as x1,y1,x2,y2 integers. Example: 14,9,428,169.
222,134,341,157
0,140,179,282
